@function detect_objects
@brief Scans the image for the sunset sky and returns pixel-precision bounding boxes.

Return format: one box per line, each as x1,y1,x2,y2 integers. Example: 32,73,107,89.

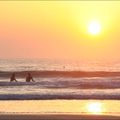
0,1,120,61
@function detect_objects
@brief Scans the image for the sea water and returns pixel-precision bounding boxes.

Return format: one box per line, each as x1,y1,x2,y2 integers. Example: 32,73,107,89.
0,58,120,100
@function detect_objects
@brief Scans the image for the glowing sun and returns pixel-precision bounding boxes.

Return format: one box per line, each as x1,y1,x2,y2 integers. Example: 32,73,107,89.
88,21,101,35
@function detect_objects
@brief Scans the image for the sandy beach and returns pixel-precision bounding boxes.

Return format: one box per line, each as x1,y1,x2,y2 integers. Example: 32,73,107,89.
0,113,120,120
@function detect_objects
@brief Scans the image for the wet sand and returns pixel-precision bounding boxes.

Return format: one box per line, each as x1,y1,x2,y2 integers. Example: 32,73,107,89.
0,114,120,120
0,100,119,119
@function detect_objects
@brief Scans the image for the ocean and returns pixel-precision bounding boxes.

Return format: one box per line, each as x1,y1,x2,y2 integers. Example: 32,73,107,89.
0,58,120,100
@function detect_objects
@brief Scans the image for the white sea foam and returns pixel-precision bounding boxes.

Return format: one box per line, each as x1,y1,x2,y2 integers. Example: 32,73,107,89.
0,59,120,100
0,77,120,100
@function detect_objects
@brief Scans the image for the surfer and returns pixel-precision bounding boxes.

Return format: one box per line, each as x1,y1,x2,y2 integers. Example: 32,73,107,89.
10,73,17,82
26,73,35,82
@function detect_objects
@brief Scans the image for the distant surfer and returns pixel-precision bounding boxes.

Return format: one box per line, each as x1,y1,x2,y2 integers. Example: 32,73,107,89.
63,66,65,69
26,73,35,82
10,73,17,82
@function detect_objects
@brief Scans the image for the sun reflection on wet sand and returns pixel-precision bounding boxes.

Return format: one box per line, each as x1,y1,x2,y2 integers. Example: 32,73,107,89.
86,102,105,114
0,100,119,116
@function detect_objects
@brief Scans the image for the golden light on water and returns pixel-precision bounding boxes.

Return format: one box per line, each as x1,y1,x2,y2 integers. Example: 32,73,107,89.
86,102,103,114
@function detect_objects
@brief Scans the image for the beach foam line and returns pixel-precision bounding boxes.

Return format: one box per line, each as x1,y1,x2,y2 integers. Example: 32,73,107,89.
0,81,120,89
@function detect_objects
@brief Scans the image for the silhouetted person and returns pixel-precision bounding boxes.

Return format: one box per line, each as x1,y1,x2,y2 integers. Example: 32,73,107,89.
10,73,17,82
26,73,35,82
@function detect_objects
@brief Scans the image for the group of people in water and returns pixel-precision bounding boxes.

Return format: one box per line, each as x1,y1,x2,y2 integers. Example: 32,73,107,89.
10,73,35,82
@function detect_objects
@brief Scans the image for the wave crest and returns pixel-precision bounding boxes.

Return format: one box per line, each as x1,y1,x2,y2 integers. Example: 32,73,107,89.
1,70,120,78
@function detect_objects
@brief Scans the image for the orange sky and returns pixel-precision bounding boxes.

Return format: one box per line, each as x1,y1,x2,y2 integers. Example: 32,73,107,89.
0,1,120,62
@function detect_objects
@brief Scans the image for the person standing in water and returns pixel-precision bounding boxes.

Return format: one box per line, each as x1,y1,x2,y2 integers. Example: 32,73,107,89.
10,73,17,82
26,73,35,82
